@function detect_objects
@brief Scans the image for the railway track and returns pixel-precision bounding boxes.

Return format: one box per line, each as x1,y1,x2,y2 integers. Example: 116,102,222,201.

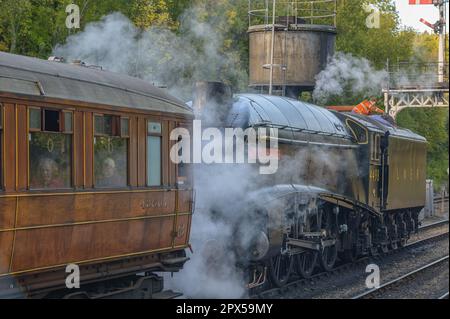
438,292,449,299
254,227,449,299
419,219,449,231
352,255,449,299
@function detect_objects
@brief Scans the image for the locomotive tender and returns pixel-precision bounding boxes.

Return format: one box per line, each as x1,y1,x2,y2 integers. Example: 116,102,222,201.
0,52,194,298
193,83,427,288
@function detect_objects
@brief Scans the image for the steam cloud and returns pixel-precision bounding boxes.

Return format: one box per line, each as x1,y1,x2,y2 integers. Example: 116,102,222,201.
313,52,388,104
53,10,247,100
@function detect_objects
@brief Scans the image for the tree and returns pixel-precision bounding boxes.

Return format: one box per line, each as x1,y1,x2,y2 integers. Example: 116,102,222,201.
336,0,416,68
130,0,176,29
0,0,32,54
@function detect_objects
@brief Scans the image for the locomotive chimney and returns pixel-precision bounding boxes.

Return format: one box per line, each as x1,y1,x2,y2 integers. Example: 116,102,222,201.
193,81,233,125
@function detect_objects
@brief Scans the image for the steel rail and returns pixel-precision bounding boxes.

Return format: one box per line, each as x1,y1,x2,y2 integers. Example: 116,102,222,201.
351,255,449,299
419,219,449,231
438,292,449,300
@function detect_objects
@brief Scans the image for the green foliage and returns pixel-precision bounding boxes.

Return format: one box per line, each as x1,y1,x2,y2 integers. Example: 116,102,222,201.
336,0,415,68
397,108,449,189
130,0,176,29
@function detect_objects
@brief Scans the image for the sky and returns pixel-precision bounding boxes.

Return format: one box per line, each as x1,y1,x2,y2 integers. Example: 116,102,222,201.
394,0,449,32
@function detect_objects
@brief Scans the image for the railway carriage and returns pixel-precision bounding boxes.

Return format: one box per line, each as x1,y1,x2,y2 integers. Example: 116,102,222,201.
0,52,194,298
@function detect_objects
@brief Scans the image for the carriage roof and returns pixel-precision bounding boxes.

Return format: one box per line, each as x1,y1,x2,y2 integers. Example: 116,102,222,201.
0,52,192,116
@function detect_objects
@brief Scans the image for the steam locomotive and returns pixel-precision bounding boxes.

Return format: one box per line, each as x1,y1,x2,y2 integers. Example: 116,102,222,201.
193,82,427,288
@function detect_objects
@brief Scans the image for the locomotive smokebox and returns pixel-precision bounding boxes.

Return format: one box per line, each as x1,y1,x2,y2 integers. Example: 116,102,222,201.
193,81,233,125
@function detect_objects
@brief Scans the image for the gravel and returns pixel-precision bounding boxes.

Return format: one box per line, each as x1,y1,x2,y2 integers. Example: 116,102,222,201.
372,258,449,299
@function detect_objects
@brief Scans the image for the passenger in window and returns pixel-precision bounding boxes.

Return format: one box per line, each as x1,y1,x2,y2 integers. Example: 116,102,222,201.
97,157,126,187
33,158,65,189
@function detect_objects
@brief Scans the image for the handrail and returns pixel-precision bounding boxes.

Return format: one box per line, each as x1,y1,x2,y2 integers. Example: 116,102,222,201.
249,0,336,28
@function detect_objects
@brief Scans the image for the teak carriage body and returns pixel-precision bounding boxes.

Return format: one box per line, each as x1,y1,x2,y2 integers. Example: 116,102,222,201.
0,52,194,297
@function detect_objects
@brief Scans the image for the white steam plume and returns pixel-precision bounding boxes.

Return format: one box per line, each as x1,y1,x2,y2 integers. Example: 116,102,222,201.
313,52,388,104
53,10,247,100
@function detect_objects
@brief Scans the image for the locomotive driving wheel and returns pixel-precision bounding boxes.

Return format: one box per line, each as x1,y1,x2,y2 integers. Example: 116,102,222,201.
296,251,318,278
320,245,338,272
268,251,294,288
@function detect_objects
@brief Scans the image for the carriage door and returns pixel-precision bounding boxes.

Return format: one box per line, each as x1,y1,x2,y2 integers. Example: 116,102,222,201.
369,133,382,210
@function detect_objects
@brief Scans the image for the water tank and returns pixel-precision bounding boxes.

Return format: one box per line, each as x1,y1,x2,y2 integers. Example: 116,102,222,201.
248,1,337,97
248,24,336,91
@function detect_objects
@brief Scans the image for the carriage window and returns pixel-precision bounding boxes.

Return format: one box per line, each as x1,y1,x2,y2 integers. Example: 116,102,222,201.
346,120,368,144
147,122,162,187
29,108,41,130
29,107,72,189
176,127,191,187
94,114,128,188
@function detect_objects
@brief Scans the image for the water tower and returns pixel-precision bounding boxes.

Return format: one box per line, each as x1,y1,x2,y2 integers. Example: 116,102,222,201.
248,0,337,98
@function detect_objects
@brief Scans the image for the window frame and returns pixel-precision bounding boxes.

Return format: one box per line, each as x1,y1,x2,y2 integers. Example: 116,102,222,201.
28,106,74,190
120,117,130,138
93,113,130,188
146,120,163,188
346,119,368,145
29,106,42,132
62,110,74,134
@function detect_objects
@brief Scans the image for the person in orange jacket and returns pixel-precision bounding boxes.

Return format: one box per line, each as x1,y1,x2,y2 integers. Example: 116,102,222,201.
352,98,384,115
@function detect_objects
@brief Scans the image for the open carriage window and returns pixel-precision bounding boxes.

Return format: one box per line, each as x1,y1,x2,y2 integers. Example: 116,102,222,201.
29,107,72,189
94,114,129,188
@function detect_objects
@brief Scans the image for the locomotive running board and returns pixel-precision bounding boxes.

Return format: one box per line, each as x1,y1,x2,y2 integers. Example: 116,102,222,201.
319,193,383,220
287,238,336,251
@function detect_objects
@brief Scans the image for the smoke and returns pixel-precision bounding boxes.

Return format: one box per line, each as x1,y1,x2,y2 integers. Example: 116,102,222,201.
165,164,260,299
53,9,247,100
313,52,388,104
